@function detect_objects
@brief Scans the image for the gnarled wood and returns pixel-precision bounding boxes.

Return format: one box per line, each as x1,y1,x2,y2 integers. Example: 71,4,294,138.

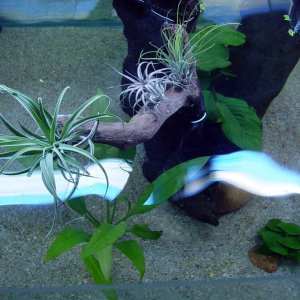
58,77,202,149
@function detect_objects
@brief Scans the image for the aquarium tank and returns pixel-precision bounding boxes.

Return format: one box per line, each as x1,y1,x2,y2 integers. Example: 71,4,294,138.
0,1,300,299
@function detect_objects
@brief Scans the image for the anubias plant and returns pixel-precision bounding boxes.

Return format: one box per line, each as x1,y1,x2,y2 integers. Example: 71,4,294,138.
190,22,262,151
255,218,300,262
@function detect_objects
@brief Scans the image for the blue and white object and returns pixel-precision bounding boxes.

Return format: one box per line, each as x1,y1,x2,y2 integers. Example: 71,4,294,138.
289,0,300,34
0,159,132,206
181,151,300,198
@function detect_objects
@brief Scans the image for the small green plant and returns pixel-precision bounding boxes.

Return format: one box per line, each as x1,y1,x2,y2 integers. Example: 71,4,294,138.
255,219,300,261
45,156,209,299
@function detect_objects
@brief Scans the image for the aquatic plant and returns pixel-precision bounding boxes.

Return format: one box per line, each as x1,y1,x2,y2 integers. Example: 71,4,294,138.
45,155,209,299
0,85,116,213
189,22,262,151
255,219,300,261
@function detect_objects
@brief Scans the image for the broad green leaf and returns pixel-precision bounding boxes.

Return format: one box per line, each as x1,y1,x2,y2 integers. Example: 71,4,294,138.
82,222,127,258
83,254,118,299
128,156,209,216
103,289,118,300
67,197,89,216
259,229,289,256
131,224,162,240
190,24,245,72
115,240,145,280
265,219,285,233
82,255,108,284
94,143,136,161
278,236,300,250
195,44,231,72
202,90,220,120
45,227,91,261
215,93,262,150
94,245,113,282
276,222,300,236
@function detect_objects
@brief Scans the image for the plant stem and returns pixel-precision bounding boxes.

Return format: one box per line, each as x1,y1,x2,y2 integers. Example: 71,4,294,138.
110,200,117,224
105,201,111,224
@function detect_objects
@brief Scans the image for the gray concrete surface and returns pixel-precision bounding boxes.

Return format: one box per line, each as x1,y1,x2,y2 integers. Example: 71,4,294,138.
0,27,299,299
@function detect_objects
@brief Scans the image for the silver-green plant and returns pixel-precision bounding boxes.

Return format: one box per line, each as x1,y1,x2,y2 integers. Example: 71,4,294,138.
117,61,179,114
0,85,116,212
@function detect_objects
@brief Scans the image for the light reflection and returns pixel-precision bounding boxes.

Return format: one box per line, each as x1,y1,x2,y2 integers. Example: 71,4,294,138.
144,151,300,205
0,159,132,206
183,151,300,198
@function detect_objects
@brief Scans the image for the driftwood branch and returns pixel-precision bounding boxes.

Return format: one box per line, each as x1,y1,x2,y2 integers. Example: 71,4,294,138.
58,76,202,149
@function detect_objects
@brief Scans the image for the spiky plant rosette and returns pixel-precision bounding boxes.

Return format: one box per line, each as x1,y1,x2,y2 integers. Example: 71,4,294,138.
0,85,117,209
117,61,181,114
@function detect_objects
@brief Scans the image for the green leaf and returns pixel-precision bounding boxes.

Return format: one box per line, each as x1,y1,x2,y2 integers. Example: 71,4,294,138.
259,229,289,256
67,197,89,216
265,219,284,233
276,222,300,236
45,227,91,261
278,236,300,250
128,156,209,216
102,289,118,300
67,197,100,227
202,90,220,120
190,24,245,72
40,152,56,198
115,240,145,280
91,88,114,121
215,93,262,150
0,145,43,173
61,93,109,139
82,255,108,284
0,85,51,139
0,113,27,137
94,143,136,161
131,224,162,240
50,86,70,143
82,222,127,258
94,245,113,282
